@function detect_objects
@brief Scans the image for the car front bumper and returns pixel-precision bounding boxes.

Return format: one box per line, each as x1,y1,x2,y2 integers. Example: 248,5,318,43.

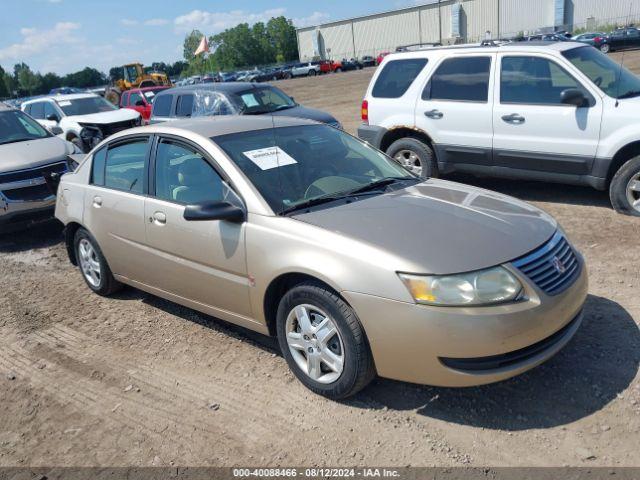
341,261,588,387
0,190,56,229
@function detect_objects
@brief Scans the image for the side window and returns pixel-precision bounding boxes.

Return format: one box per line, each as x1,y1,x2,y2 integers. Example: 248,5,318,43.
175,94,194,117
30,102,45,119
423,56,491,102
152,94,173,117
129,92,143,106
372,58,428,98
500,56,586,105
104,139,149,193
24,104,32,115
91,148,107,186
43,102,58,120
154,139,225,205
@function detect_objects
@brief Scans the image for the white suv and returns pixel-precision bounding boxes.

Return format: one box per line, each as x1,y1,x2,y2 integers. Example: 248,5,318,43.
358,42,640,216
22,93,141,153
291,62,321,77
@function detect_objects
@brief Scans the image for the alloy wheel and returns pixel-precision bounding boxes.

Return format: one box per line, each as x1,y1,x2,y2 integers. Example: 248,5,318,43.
394,149,423,176
285,304,344,384
78,238,101,288
626,172,640,213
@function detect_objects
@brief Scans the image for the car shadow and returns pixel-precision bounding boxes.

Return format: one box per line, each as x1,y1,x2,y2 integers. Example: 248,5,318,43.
0,220,63,253
446,173,612,209
349,295,639,430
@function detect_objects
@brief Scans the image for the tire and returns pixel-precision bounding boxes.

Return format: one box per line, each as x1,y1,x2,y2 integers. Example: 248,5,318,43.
276,282,375,399
74,228,122,295
335,68,342,73
386,137,438,179
600,43,611,53
308,69,317,77
609,155,640,217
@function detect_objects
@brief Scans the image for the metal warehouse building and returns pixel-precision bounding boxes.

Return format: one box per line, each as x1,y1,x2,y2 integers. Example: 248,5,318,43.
296,0,640,61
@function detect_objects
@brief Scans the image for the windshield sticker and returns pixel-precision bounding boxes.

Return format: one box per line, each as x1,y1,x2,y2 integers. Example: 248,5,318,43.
57,100,72,106
243,147,297,170
240,93,260,107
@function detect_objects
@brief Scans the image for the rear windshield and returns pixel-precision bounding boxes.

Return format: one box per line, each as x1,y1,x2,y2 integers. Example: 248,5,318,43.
372,58,428,98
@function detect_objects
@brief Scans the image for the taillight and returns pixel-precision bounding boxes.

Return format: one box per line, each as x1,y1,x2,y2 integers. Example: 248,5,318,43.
361,99,369,123
594,36,602,43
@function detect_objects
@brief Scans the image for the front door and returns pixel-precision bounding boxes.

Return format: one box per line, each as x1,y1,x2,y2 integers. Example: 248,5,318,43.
414,54,495,171
143,137,252,317
492,54,602,176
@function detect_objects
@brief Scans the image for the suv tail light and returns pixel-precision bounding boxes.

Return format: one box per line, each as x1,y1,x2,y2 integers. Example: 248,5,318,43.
361,99,369,123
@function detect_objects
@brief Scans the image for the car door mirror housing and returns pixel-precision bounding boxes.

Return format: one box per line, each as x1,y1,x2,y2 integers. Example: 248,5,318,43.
46,113,60,122
50,126,64,135
183,201,245,223
560,88,588,107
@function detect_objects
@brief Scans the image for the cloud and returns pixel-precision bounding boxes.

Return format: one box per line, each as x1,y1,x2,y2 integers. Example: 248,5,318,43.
0,22,80,62
120,18,139,26
144,18,169,26
174,8,287,33
292,11,330,27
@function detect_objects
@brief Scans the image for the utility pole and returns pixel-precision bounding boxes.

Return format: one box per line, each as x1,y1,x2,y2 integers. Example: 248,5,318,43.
438,0,442,44
497,0,500,38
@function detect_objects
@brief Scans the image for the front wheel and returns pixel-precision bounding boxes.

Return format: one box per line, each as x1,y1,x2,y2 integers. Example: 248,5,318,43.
74,228,122,295
276,282,375,399
600,43,611,53
387,137,437,179
610,156,640,216
308,69,317,77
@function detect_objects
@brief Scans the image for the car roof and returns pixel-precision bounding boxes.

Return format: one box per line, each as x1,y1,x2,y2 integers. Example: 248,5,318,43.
130,86,171,93
113,115,320,140
157,82,275,96
22,92,99,104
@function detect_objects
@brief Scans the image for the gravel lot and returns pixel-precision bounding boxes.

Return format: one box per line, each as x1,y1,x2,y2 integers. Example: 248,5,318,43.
1,50,640,468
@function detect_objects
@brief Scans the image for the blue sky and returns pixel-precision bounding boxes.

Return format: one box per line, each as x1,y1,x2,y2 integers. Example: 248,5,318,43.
0,0,418,75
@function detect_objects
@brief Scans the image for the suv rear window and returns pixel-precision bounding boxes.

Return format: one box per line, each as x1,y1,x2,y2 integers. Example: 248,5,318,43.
372,58,428,98
423,56,491,102
152,94,172,117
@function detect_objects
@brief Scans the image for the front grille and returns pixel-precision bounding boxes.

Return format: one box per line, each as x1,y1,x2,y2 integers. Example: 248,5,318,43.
440,311,582,372
512,231,580,296
2,184,53,201
0,161,66,185
81,119,136,138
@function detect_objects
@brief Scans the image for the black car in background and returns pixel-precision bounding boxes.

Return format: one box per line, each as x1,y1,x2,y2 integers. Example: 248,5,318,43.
341,59,364,71
361,56,376,67
599,27,640,53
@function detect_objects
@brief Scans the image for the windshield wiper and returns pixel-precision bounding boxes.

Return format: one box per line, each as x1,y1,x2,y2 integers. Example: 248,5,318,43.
617,89,640,99
280,193,346,215
343,177,417,196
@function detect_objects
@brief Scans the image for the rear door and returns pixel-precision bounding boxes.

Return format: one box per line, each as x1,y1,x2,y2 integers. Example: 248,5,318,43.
492,53,602,177
142,136,251,317
414,54,495,169
82,135,152,281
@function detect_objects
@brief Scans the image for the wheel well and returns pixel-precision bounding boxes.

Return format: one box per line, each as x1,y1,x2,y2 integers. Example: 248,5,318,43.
65,132,77,142
379,127,434,153
262,273,337,337
608,141,640,184
64,222,82,265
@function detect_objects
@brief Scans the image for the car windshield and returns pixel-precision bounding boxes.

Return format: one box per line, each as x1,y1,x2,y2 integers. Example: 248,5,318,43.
231,87,296,114
213,124,417,214
0,110,50,145
56,96,117,116
562,46,640,99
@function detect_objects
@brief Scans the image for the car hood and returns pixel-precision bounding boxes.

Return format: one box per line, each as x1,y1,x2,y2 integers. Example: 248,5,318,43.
269,105,338,125
293,179,557,274
0,136,72,173
67,108,139,125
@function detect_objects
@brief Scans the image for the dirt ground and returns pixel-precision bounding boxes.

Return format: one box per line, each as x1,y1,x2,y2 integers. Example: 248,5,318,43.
1,50,640,468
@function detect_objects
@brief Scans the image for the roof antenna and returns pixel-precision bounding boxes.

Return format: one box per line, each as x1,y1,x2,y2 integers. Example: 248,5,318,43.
615,2,634,107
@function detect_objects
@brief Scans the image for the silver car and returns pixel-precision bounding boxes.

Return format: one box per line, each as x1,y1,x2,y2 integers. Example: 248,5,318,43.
0,103,76,231
55,116,587,399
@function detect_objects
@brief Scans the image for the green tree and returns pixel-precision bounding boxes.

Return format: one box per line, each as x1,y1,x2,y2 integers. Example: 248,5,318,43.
16,64,41,96
183,29,205,62
0,65,9,98
266,16,298,62
40,72,62,93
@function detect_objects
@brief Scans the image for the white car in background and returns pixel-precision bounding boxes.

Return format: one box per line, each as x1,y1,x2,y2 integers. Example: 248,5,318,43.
21,93,141,153
291,62,321,77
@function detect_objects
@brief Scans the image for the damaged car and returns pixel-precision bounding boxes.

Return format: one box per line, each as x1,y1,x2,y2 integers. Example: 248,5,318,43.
21,93,141,153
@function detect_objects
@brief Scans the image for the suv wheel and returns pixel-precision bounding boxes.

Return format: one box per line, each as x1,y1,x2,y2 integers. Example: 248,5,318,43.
74,228,122,295
600,43,611,53
387,138,437,178
308,69,317,77
276,282,375,399
610,156,640,216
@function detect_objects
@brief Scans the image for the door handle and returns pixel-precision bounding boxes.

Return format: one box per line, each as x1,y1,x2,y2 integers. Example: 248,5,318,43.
92,196,102,208
501,113,526,124
150,211,166,225
424,109,444,119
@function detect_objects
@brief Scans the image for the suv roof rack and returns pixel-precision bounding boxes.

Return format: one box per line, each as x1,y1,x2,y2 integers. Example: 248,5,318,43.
395,42,442,52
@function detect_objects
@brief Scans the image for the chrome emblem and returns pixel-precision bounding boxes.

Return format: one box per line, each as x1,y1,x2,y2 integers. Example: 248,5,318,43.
552,256,566,274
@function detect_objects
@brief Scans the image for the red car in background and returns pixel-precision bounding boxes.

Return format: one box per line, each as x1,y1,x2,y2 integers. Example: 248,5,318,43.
376,52,391,65
319,60,343,73
120,86,170,123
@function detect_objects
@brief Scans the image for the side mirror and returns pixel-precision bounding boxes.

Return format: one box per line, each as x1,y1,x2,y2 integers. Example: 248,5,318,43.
183,201,245,223
50,126,64,135
560,88,588,107
46,113,60,122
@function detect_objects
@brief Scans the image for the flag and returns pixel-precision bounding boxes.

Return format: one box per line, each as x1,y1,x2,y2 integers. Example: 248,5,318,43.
194,36,209,56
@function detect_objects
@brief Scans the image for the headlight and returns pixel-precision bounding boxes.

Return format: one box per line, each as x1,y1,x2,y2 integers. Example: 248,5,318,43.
399,266,522,306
